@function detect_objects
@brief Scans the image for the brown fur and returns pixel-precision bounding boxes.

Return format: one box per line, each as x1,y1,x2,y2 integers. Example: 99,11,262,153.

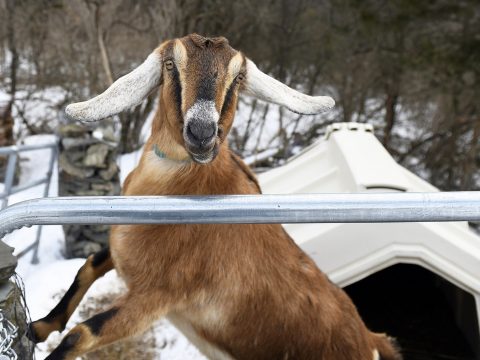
39,34,402,360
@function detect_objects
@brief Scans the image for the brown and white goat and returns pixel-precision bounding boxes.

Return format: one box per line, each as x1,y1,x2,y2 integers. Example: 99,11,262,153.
31,34,401,360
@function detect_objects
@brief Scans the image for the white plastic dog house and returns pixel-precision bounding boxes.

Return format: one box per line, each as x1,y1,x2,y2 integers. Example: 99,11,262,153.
260,122,480,357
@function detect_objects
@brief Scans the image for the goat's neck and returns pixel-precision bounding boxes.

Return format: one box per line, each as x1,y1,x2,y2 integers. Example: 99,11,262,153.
125,117,239,196
149,109,190,162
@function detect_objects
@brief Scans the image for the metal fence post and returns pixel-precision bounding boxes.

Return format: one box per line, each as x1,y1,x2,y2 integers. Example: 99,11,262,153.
0,141,58,263
30,144,57,264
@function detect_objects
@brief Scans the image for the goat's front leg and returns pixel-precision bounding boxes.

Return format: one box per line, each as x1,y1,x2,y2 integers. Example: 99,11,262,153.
30,247,114,343
45,291,166,360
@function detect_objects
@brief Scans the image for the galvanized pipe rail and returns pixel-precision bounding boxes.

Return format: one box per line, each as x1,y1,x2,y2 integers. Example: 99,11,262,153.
0,192,479,238
0,141,57,263
0,142,57,208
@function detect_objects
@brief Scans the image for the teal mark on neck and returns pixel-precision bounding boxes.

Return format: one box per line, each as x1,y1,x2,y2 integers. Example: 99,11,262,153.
153,144,167,159
153,144,191,163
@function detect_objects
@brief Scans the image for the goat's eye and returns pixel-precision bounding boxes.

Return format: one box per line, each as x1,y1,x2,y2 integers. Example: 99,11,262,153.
165,60,174,70
236,73,245,82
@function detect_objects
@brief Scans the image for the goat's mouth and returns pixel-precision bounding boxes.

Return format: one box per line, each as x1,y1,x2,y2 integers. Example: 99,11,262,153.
186,143,219,164
183,121,219,164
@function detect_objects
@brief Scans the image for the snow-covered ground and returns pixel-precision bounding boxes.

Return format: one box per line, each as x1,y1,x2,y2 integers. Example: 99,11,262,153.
2,134,205,359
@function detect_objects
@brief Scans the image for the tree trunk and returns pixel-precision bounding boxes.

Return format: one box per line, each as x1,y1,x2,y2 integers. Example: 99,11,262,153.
94,3,114,86
383,89,399,151
0,0,18,180
3,0,18,147
462,118,480,189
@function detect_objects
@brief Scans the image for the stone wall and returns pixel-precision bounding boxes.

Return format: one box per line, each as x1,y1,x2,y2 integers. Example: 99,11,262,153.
0,240,34,359
58,123,120,258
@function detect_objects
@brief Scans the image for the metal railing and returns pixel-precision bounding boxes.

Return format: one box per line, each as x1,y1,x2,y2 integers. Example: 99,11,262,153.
0,141,57,263
0,192,479,239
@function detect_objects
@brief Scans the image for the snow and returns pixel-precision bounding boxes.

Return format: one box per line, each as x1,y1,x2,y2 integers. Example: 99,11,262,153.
116,146,143,185
243,148,279,166
1,86,69,140
2,135,205,359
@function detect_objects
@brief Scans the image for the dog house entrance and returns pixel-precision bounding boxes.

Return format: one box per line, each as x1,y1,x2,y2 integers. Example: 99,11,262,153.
344,264,479,360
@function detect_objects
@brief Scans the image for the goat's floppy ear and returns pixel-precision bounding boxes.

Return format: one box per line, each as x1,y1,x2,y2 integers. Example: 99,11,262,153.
242,59,335,115
65,51,162,122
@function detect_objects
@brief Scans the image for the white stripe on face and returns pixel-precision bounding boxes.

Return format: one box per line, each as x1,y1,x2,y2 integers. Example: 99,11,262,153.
185,100,220,125
173,40,188,113
226,52,244,87
173,39,187,66
372,349,380,360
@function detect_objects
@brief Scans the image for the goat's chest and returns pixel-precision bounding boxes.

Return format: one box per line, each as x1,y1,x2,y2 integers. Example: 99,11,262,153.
109,223,233,288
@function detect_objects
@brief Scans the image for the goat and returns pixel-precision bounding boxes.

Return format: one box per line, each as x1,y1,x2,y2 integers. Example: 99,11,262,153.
30,34,402,360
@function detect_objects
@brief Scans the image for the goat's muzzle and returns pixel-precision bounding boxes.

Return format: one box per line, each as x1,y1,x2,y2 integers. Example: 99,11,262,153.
183,120,218,164
186,121,216,144
184,100,220,164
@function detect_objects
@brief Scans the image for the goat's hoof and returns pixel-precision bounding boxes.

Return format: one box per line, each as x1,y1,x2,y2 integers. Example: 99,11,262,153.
26,322,41,343
27,320,56,344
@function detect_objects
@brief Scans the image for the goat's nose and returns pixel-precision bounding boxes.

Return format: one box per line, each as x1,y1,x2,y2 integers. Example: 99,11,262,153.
187,121,216,143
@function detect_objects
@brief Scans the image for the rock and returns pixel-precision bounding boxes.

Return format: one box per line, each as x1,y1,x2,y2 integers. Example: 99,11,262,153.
59,153,94,179
91,182,114,192
83,227,109,245
58,176,90,195
71,241,102,258
99,162,119,181
83,144,110,168
0,241,17,282
90,224,110,232
62,137,97,150
58,124,89,138
94,124,117,142
77,189,105,196
66,150,88,165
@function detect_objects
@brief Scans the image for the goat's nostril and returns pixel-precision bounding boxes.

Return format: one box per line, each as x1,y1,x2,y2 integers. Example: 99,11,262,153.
187,122,216,142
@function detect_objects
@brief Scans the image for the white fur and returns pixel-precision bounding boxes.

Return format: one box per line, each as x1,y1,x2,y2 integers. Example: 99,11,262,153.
373,349,380,360
192,152,214,164
186,100,219,124
173,39,187,66
243,59,335,115
227,53,243,82
65,52,162,122
167,313,235,360
173,40,189,113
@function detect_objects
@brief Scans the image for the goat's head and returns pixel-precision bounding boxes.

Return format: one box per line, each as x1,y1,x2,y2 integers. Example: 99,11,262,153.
66,33,334,164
